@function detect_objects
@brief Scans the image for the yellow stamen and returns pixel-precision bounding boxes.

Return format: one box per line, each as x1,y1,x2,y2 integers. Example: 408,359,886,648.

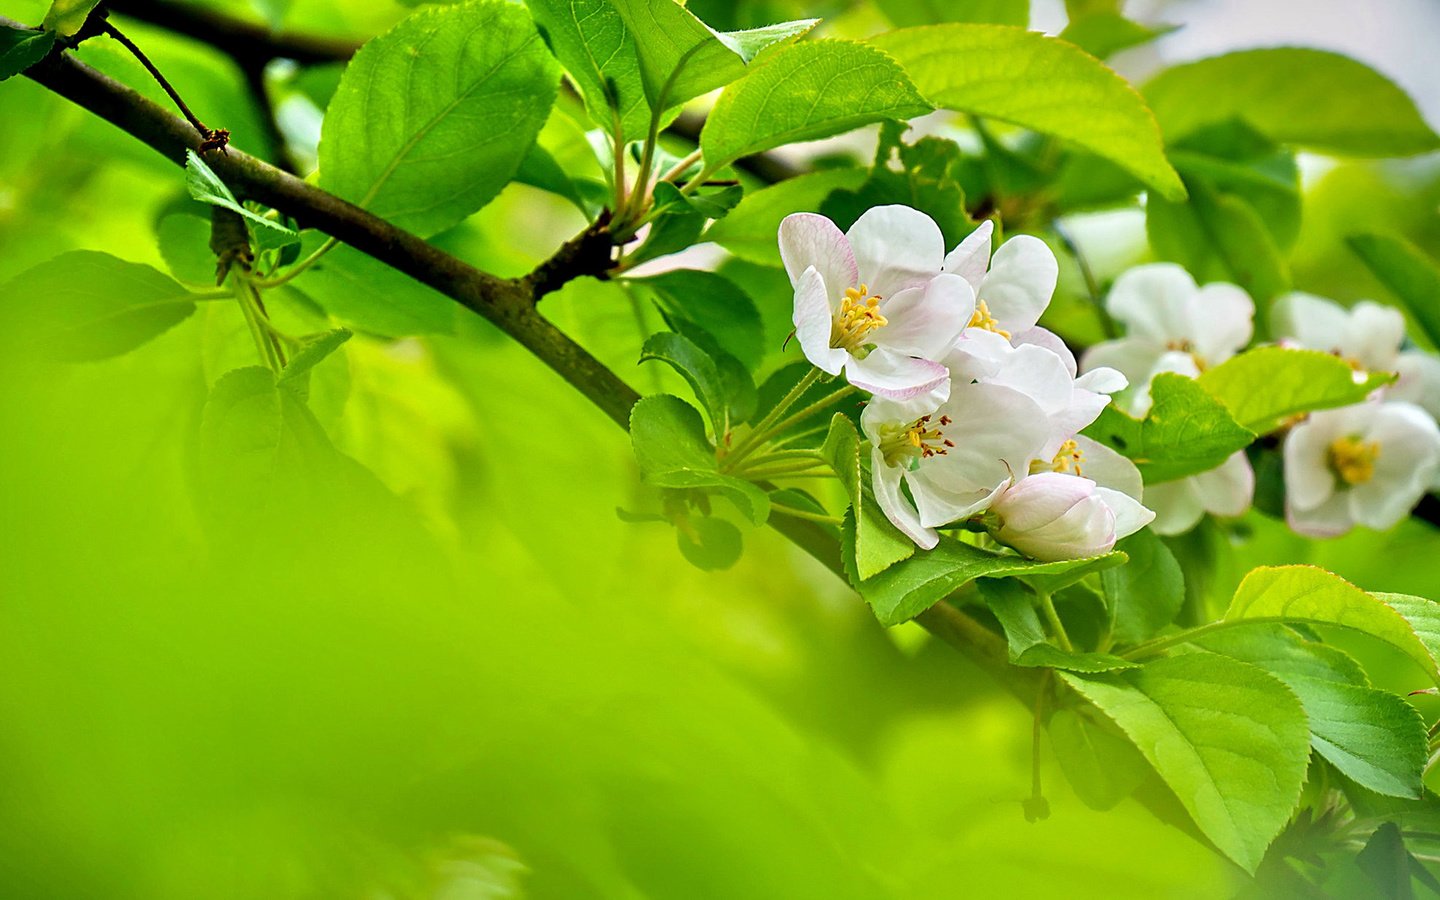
1027,439,1085,477
968,299,1011,339
831,284,888,352
879,414,955,469
1328,435,1380,485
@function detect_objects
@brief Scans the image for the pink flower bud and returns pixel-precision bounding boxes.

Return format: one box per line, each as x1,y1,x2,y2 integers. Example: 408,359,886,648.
990,473,1117,561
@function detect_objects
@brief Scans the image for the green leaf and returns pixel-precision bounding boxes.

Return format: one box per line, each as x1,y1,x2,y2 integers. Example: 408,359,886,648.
156,212,219,286
185,150,300,249
633,269,764,371
1197,347,1395,434
640,331,731,436
875,0,1027,27
980,579,1138,672
1144,49,1440,157
1048,707,1148,811
319,1,559,237
1223,566,1440,683
700,39,932,170
1102,529,1185,645
676,515,742,570
279,329,352,385
515,143,589,214
298,244,458,337
42,0,100,37
629,394,768,524
1348,233,1440,350
1196,629,1426,799
1084,373,1255,483
0,251,198,360
820,129,974,250
872,24,1184,201
1376,593,1440,679
854,533,1125,627
1146,175,1290,303
822,414,914,580
0,24,55,81
1059,13,1173,60
704,167,869,266
1061,651,1311,873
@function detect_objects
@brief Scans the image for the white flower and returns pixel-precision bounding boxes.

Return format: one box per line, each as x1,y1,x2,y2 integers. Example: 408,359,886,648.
942,220,1060,344
1393,351,1440,422
1271,292,1405,375
1081,263,1254,416
947,335,1126,460
989,473,1119,561
1144,452,1256,536
780,207,975,400
862,381,1050,550
1284,400,1440,537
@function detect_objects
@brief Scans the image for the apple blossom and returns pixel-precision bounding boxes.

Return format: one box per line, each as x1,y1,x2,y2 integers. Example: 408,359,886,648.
861,381,1050,550
988,472,1119,561
1080,263,1254,416
1271,292,1405,375
942,220,1060,345
1284,400,1440,537
1143,452,1256,536
779,206,974,400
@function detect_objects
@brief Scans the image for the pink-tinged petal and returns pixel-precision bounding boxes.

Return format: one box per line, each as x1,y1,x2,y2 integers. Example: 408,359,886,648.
876,273,975,359
793,266,846,376
1080,339,1165,398
1073,436,1144,499
978,235,1057,334
1188,282,1254,364
910,471,1009,529
1096,486,1155,539
1392,351,1440,420
779,213,858,293
1074,366,1127,395
1288,492,1354,538
942,219,994,291
1014,326,1078,376
1346,301,1405,372
1270,292,1350,353
847,205,945,299
1145,478,1207,536
1193,452,1254,517
991,474,1117,560
871,450,937,550
844,349,948,400
1106,263,1197,342
1283,415,1342,513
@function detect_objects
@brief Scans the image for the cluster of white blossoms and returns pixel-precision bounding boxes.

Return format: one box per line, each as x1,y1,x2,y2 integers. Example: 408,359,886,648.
1081,267,1440,538
780,206,1153,561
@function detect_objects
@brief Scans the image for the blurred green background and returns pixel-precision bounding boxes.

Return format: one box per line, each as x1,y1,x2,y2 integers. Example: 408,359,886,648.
4,0,1440,897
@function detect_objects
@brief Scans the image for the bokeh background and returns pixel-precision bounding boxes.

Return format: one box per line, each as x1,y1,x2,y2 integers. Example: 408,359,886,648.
2,0,1439,896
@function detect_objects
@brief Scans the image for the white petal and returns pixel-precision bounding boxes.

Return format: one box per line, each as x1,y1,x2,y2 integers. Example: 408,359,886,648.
910,469,1008,528
1283,415,1340,512
1074,366,1128,395
871,450,937,550
1192,452,1255,517
1073,436,1143,499
1288,491,1354,538
1106,263,1197,342
875,273,975,360
793,267,845,376
844,349,948,400
1346,301,1405,372
1014,326,1078,376
1271,292,1349,353
779,213,858,292
1096,486,1155,539
946,328,1013,382
942,219,994,292
1144,478,1207,536
983,343,1074,417
1188,282,1254,365
847,205,945,299
1080,339,1165,398
929,382,1052,482
978,235,1058,334
1392,351,1440,420
1352,401,1440,526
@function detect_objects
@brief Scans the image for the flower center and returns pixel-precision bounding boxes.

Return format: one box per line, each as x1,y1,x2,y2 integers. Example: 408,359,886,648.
968,299,1011,339
1028,439,1084,477
831,284,887,353
878,414,955,470
1328,435,1380,485
1164,338,1207,371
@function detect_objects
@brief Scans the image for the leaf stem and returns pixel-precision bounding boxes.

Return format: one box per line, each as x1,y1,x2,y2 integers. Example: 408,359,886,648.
1038,592,1074,652
250,237,338,289
656,148,704,186
102,22,214,138
722,368,823,469
1119,616,1298,661
770,503,842,526
750,385,858,449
